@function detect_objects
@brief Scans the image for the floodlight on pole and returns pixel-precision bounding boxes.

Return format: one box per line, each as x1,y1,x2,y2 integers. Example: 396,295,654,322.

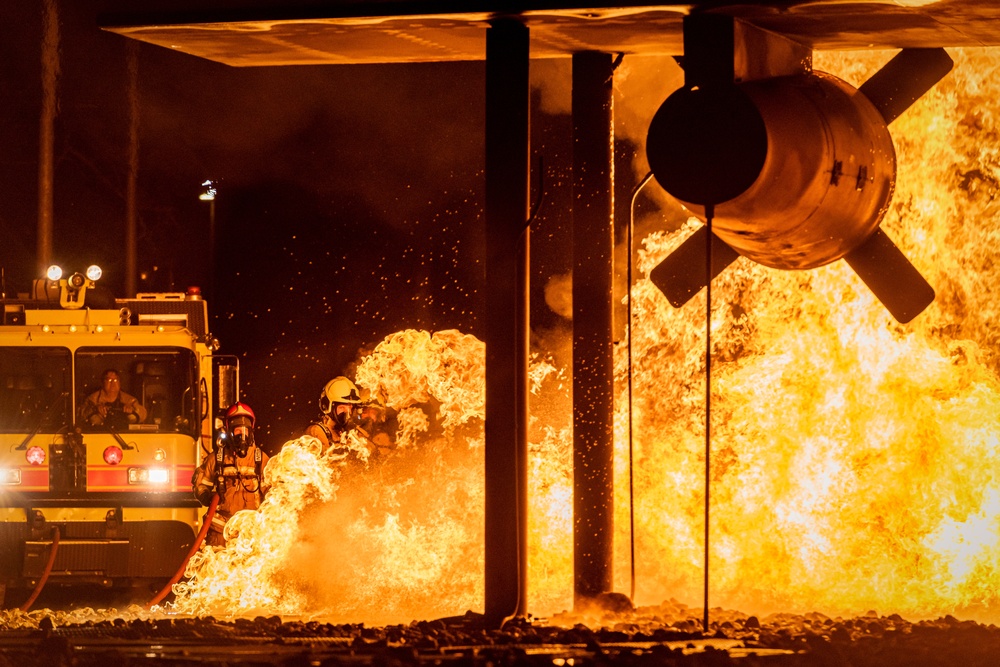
200,180,217,300
199,180,217,201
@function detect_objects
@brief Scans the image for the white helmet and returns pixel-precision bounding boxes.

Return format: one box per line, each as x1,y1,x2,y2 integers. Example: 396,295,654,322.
319,376,362,415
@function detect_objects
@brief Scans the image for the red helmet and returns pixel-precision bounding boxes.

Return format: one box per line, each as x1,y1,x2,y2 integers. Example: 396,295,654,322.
224,401,255,429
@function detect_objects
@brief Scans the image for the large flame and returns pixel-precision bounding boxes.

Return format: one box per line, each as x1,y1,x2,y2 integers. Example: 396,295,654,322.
165,48,1000,626
167,330,490,623
617,47,1000,621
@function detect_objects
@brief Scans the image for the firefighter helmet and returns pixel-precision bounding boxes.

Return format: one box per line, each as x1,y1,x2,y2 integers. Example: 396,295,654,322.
224,401,256,457
224,401,256,429
319,376,362,414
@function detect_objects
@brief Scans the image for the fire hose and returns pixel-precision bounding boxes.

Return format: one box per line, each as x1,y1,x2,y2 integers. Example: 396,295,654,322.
147,493,219,609
19,526,60,612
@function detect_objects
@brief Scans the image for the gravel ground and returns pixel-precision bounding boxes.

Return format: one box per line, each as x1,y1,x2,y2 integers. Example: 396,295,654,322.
2,597,999,666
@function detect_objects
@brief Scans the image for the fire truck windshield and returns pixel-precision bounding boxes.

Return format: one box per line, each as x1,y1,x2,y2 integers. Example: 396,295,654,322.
0,346,199,436
0,347,71,433
75,348,199,435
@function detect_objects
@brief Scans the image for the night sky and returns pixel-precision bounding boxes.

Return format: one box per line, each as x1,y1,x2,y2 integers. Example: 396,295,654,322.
0,2,667,446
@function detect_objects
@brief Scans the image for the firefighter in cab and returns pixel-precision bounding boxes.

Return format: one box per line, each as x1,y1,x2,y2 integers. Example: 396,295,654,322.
305,375,362,452
79,368,148,428
192,402,270,547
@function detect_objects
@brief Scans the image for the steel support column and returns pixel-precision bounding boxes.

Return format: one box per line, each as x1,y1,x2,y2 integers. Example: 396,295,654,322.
572,51,615,604
484,18,530,627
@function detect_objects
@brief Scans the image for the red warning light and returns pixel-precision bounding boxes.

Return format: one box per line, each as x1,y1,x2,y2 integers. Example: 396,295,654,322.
25,446,46,465
103,445,124,465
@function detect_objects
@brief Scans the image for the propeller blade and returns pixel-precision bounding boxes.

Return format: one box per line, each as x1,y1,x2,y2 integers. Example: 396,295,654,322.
843,228,935,323
858,48,954,125
649,225,740,308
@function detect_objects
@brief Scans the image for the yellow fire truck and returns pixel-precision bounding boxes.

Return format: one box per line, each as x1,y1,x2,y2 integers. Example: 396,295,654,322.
0,266,236,606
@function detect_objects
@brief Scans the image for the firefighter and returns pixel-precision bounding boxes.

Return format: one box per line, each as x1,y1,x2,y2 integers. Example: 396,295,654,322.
192,401,269,547
305,375,362,451
355,385,398,457
79,368,148,428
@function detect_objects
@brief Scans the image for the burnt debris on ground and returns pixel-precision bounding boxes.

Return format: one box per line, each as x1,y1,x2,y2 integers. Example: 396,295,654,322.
2,600,1000,666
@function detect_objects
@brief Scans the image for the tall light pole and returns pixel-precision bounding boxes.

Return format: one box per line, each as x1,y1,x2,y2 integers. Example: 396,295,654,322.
125,41,140,298
200,180,217,300
37,0,59,276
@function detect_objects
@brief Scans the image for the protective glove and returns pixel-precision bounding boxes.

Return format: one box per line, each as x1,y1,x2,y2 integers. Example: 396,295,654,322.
194,483,216,506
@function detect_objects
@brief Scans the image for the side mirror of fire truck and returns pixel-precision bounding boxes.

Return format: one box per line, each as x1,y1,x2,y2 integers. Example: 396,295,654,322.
200,377,209,420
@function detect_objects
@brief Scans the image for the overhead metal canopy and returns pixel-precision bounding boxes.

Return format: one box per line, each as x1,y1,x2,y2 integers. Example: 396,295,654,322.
100,1,1000,66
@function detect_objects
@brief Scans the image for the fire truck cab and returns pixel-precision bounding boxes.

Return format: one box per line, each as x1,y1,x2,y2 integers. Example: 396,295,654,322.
0,266,235,607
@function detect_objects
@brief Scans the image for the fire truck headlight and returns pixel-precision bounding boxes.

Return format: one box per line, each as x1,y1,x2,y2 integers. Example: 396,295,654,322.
128,467,170,485
0,468,21,485
86,264,103,281
46,265,63,281
103,446,124,465
25,446,46,465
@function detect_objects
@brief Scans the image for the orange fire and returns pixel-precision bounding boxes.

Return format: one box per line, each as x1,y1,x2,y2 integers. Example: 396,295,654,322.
617,47,1000,622
162,47,1000,626
164,329,489,622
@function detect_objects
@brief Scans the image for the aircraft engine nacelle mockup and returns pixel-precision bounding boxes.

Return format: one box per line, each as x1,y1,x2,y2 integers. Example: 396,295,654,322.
648,71,895,270
646,47,953,323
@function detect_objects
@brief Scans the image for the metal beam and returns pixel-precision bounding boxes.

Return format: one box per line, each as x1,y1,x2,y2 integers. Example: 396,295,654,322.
483,17,530,628
572,50,615,604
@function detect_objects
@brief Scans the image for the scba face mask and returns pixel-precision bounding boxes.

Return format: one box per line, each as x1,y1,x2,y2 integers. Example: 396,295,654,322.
332,403,354,429
228,417,254,457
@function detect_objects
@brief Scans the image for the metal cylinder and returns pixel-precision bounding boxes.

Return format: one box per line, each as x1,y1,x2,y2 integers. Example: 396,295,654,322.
651,72,896,270
723,72,895,269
